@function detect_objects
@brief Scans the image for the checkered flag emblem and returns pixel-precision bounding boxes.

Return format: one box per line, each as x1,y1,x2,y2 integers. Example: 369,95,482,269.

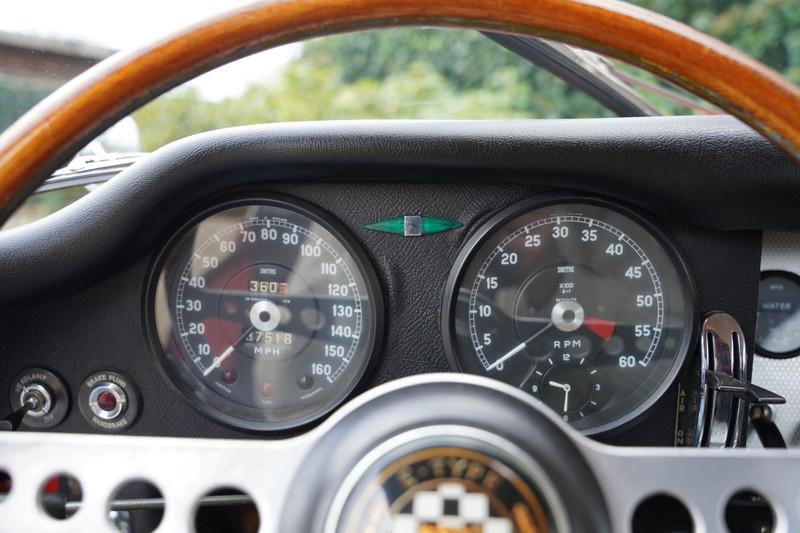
392,482,514,533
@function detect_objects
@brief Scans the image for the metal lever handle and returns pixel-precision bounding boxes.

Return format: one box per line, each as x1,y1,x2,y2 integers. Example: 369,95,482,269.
699,312,790,448
700,312,749,447
0,390,44,431
706,370,786,405
676,312,786,448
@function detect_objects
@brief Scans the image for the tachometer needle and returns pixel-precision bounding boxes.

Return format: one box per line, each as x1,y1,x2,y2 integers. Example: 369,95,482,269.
203,326,254,377
487,342,526,371
486,323,554,371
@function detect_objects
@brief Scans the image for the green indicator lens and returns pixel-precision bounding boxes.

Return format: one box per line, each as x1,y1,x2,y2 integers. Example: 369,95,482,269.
364,217,406,235
365,216,462,236
422,217,462,234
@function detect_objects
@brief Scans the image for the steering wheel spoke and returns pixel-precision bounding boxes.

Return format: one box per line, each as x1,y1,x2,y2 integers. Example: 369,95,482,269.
0,374,794,532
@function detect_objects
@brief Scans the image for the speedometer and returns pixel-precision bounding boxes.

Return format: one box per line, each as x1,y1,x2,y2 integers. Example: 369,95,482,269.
147,197,383,431
443,196,696,435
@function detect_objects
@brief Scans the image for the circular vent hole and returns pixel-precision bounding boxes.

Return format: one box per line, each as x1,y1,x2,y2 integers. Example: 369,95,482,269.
632,493,694,533
0,469,11,502
39,473,82,520
194,487,259,533
725,490,775,533
109,480,164,533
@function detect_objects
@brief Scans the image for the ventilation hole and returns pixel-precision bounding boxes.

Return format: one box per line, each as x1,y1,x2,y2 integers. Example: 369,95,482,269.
0,469,11,502
109,480,164,533
632,493,694,533
725,490,775,533
39,474,82,520
194,487,259,533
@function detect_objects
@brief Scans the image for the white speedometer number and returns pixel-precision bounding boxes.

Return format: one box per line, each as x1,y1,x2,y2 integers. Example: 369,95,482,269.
150,198,382,431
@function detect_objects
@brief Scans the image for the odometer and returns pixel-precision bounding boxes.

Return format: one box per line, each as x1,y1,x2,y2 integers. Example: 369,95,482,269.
148,197,383,431
443,196,695,435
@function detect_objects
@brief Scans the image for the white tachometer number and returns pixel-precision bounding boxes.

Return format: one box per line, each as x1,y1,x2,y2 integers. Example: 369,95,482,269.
445,199,694,435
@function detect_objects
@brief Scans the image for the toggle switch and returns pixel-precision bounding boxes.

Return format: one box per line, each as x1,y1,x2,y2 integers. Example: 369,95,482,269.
8,368,69,429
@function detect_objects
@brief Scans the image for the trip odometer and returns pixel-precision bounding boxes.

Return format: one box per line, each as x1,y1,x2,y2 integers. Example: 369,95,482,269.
443,196,695,435
148,197,383,431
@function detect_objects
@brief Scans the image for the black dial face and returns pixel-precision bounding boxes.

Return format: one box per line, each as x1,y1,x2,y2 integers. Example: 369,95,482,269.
149,197,382,431
444,197,695,434
756,271,800,358
336,445,553,533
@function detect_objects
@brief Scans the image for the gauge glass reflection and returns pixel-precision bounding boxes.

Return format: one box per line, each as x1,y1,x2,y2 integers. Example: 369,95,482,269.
149,198,382,431
444,197,695,434
756,272,800,358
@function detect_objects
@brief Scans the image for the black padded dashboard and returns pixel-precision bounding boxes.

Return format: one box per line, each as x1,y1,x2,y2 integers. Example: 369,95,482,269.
0,116,788,444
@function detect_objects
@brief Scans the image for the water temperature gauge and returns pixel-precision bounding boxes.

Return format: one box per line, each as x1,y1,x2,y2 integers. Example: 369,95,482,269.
756,271,800,358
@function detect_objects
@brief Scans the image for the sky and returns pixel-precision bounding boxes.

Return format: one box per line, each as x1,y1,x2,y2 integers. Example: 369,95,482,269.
0,0,301,100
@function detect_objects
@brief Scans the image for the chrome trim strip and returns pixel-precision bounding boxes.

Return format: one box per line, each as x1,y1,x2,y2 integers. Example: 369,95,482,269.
36,154,145,193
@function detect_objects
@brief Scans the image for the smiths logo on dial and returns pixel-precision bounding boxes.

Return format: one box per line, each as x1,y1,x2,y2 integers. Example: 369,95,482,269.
338,446,552,533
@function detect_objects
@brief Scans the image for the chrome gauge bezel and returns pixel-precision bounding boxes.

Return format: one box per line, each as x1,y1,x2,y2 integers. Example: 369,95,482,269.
442,194,698,436
144,194,385,433
755,270,800,359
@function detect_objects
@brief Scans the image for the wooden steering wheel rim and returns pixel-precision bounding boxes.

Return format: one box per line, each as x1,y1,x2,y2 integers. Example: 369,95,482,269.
0,0,799,220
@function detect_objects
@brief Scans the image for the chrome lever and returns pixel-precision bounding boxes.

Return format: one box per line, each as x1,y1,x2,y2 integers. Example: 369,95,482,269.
706,370,785,405
676,312,786,448
700,312,784,448
702,312,748,447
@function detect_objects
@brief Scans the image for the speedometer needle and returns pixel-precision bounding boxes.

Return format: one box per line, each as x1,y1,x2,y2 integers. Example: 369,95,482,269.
203,326,254,377
486,323,553,371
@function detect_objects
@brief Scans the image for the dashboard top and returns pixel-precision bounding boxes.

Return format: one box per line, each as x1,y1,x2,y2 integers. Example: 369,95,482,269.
0,114,789,533
0,116,795,308
0,115,767,449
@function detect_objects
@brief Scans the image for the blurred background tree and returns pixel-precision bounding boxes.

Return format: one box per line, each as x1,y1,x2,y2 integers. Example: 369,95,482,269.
131,0,800,150
6,0,799,228
134,30,611,150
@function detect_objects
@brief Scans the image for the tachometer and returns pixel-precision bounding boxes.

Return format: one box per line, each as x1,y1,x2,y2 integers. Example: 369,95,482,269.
443,196,695,435
147,197,383,431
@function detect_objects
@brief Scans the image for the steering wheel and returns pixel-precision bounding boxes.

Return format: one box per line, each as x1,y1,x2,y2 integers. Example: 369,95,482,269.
1,1,799,532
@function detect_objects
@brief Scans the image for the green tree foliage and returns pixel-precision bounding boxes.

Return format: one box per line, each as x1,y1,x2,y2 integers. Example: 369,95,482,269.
134,1,800,151
0,74,58,131
633,0,800,83
134,30,609,150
